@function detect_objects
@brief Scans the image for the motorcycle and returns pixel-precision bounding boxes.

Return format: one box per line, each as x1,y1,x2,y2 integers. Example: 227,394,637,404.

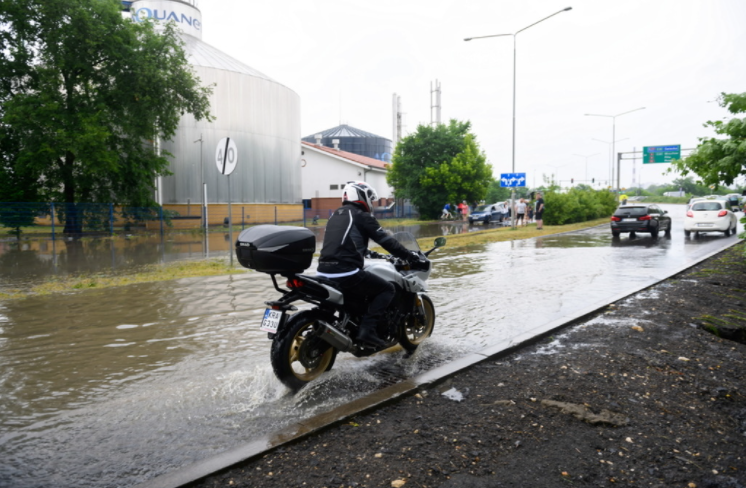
235,225,446,391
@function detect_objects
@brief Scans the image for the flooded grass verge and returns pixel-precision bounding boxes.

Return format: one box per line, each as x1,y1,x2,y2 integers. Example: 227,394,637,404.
420,219,609,248
0,259,246,300
0,219,608,301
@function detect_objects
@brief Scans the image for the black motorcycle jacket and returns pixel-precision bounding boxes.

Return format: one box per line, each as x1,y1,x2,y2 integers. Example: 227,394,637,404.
317,203,412,275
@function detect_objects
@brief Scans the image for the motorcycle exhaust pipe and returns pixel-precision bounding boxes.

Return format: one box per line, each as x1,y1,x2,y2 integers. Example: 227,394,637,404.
319,321,353,352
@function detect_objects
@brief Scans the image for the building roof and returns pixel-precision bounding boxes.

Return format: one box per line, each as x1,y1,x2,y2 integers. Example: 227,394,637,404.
182,35,277,83
302,141,389,170
303,124,390,140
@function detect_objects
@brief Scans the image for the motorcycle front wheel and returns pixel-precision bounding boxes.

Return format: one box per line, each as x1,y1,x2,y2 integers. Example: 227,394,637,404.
271,311,338,391
399,294,435,353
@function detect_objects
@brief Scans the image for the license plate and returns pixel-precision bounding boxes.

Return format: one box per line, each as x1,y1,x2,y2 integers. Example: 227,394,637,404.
260,309,283,333
697,223,714,227
622,218,637,222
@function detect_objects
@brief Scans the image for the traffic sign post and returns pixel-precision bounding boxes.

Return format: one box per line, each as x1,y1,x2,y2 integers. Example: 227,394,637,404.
643,145,680,164
216,137,238,266
500,173,526,230
500,173,527,187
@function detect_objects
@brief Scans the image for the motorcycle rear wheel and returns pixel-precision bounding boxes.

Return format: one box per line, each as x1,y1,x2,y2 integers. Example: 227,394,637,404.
271,311,338,391
399,294,435,353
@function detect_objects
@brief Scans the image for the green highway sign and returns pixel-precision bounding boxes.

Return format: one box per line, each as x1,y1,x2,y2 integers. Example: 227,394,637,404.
643,145,680,164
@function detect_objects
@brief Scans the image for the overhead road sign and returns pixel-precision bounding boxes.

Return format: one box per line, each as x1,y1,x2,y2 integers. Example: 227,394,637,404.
500,173,527,188
643,145,680,164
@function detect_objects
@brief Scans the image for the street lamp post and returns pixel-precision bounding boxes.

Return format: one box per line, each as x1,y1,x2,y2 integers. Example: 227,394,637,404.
572,153,599,185
585,108,645,192
466,7,572,228
592,137,629,188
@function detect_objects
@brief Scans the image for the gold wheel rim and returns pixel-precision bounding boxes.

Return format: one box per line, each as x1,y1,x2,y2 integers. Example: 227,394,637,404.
288,322,334,381
407,298,434,345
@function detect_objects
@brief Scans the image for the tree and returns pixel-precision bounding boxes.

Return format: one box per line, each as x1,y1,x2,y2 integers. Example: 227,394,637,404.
387,120,493,220
485,180,512,203
0,127,42,238
0,0,213,233
672,92,746,188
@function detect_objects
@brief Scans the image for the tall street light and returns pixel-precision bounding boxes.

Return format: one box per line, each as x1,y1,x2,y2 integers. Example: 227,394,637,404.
592,137,628,187
466,6,572,228
585,107,645,192
572,153,599,184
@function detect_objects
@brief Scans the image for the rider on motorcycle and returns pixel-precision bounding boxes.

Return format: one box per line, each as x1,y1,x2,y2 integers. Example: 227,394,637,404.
316,181,416,347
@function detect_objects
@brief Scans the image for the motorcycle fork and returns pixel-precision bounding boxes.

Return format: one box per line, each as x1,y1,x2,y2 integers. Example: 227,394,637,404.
414,294,427,320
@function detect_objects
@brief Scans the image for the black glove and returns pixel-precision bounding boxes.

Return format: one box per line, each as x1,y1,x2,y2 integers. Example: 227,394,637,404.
407,251,424,263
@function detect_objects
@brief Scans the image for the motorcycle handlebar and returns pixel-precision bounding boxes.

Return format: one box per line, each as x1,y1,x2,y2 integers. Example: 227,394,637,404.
365,250,426,267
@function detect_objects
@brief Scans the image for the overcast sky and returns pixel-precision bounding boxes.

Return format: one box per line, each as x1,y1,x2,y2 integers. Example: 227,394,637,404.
197,0,746,190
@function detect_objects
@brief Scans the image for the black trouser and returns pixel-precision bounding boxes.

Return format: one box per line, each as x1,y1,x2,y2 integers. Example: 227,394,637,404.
331,270,395,322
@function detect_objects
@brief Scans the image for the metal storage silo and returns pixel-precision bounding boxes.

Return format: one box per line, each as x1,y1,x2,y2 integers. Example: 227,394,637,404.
302,125,393,162
129,0,301,212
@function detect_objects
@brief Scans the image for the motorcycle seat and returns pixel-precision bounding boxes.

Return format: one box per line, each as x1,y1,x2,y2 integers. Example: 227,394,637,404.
298,274,342,290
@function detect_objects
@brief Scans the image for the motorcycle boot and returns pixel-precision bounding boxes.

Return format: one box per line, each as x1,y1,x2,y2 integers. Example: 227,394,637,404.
356,315,387,348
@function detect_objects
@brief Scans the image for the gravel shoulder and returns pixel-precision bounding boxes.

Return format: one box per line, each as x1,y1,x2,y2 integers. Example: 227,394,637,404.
189,242,746,488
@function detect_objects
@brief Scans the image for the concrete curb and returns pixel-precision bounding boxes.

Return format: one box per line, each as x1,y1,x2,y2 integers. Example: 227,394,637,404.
135,236,743,488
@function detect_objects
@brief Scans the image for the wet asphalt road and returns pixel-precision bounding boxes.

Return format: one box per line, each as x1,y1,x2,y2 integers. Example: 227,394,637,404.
0,204,742,488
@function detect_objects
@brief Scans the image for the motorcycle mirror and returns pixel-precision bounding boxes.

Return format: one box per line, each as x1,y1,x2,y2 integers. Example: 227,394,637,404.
434,237,446,248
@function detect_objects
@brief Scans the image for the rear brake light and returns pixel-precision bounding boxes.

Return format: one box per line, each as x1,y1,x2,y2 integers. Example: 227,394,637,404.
718,210,728,217
610,216,621,222
638,215,651,221
686,211,693,218
286,278,304,288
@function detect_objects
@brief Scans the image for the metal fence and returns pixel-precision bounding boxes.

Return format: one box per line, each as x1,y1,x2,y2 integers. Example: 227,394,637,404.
0,201,420,239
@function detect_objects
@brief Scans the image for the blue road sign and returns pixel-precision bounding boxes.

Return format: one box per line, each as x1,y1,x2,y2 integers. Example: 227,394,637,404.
500,173,527,188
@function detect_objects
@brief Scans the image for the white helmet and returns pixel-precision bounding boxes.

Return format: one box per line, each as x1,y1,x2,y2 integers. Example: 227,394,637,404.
342,181,378,212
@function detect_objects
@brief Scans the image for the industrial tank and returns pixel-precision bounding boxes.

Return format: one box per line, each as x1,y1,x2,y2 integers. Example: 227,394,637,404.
129,0,301,205
302,124,393,162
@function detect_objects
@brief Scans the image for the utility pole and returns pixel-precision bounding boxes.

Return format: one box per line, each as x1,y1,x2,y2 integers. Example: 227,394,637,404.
194,133,206,233
392,94,403,145
430,80,442,127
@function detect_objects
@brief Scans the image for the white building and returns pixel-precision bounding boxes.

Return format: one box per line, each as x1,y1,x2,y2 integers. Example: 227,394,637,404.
301,141,392,201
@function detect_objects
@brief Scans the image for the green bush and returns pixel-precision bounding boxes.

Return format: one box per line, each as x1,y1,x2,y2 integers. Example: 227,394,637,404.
542,189,617,225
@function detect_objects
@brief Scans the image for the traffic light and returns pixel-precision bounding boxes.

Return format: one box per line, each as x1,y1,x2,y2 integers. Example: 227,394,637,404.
592,178,595,183
571,178,574,184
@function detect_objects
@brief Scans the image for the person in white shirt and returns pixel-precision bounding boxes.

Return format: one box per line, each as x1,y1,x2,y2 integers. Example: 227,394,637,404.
515,198,527,226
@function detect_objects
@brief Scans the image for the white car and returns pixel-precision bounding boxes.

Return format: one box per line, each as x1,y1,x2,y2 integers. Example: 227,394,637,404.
684,200,739,237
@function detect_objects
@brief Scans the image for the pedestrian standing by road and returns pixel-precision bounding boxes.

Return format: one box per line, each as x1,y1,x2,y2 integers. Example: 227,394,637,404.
535,192,545,230
459,201,469,222
515,198,527,226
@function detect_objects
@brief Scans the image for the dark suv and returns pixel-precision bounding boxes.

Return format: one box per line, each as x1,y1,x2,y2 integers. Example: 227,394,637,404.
610,204,671,238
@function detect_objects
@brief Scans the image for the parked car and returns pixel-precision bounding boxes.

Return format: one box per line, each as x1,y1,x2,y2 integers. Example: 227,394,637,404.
610,204,672,238
468,203,505,224
725,193,742,212
684,200,738,237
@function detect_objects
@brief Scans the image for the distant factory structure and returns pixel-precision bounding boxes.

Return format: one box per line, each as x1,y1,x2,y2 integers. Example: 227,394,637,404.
302,125,393,163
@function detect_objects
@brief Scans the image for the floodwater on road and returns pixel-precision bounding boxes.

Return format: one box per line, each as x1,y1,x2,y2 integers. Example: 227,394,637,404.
0,205,742,487
0,221,481,292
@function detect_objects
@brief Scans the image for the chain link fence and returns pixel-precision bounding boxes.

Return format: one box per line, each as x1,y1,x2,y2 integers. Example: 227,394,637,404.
0,202,420,239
